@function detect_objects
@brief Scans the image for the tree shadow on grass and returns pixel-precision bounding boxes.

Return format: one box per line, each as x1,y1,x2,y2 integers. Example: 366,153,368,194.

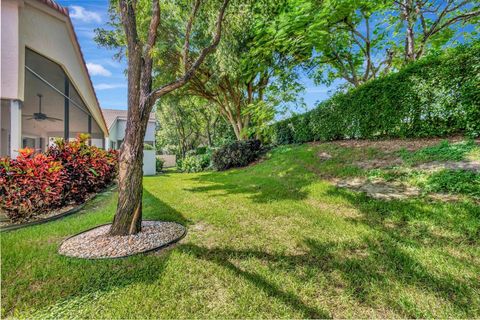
178,243,331,319
320,187,480,317
1,189,189,317
179,225,479,319
185,157,318,203
142,189,191,226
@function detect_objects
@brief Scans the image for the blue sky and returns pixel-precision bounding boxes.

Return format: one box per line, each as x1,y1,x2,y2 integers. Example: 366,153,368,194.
59,0,336,111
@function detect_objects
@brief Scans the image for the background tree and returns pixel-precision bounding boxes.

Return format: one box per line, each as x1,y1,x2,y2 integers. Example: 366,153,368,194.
255,0,480,88
95,0,229,236
392,0,480,62
185,0,303,140
156,93,233,156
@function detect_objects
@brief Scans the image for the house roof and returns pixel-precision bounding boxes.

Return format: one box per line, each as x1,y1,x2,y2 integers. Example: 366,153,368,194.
102,109,156,130
36,0,68,16
32,0,109,135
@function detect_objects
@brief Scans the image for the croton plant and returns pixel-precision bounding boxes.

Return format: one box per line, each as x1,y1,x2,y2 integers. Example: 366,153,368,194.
0,134,118,222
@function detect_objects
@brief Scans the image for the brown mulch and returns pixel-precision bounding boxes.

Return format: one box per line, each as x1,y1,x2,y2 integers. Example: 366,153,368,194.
1,185,117,229
0,203,79,228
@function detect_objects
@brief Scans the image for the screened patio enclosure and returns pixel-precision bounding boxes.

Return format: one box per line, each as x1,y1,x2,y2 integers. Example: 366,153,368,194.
0,48,104,156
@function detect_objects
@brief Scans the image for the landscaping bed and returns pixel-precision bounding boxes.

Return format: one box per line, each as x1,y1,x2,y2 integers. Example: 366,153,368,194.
2,137,479,318
59,221,186,259
0,184,117,231
0,135,118,225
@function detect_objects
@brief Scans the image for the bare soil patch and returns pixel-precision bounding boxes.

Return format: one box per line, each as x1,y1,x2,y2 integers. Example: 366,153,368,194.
335,178,473,203
59,221,186,259
415,160,480,172
336,178,420,200
329,136,468,152
354,157,404,169
318,152,333,161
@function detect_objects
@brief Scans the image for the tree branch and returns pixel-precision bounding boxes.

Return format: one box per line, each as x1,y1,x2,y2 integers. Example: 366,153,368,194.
183,0,202,72
150,0,230,101
140,0,160,107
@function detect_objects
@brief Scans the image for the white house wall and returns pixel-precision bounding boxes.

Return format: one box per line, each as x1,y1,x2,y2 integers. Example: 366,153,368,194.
1,0,20,100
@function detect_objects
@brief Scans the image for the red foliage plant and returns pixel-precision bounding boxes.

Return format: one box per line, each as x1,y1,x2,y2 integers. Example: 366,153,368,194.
0,148,65,221
0,135,118,222
47,134,118,204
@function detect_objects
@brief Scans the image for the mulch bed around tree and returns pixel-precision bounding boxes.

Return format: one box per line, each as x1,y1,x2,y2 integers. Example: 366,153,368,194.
58,221,186,259
0,184,117,232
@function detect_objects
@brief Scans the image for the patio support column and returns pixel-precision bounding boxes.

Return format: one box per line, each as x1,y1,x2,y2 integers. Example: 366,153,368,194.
88,115,92,145
64,78,69,141
10,99,22,158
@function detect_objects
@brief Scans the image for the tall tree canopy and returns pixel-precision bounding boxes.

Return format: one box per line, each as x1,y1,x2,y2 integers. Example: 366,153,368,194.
252,0,480,87
184,0,304,140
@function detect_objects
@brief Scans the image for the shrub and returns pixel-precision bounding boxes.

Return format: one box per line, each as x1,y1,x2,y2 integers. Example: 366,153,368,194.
212,139,262,171
195,146,208,155
156,156,165,173
47,134,118,204
0,148,65,221
143,143,155,150
178,154,211,173
272,42,480,144
0,136,118,221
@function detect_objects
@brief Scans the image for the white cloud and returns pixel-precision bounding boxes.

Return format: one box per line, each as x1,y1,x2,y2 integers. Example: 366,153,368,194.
95,83,127,90
69,6,101,23
86,63,112,77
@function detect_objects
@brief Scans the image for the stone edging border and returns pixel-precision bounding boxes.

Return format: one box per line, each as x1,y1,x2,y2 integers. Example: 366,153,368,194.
0,184,117,233
58,220,187,260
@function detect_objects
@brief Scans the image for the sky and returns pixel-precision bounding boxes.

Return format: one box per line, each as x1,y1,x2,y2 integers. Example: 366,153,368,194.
58,0,337,111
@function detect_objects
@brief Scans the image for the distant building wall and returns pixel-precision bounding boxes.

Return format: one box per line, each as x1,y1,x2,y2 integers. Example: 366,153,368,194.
157,154,176,168
143,150,156,175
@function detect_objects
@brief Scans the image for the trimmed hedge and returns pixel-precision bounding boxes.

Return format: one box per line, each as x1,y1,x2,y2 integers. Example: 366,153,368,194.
273,42,480,144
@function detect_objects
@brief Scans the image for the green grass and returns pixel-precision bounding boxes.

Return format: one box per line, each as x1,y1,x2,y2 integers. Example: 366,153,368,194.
398,140,478,165
423,170,480,197
366,140,480,198
2,143,480,318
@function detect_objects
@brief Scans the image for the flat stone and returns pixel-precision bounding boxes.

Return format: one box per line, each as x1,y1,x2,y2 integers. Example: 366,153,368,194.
318,152,332,161
58,221,186,259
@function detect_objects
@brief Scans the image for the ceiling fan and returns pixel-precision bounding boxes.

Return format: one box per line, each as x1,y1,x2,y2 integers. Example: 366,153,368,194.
23,94,62,122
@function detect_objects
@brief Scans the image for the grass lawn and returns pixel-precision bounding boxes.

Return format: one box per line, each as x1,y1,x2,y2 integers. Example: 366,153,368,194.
2,141,480,318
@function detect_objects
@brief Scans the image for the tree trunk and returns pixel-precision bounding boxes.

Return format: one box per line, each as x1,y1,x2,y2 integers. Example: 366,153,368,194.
108,0,229,236
108,5,146,235
109,131,145,235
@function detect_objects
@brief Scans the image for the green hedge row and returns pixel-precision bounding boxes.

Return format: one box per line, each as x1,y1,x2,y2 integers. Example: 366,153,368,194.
272,42,480,144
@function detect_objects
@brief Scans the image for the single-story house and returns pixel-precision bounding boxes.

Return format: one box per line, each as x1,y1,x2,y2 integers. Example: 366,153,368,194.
102,109,157,175
1,0,108,158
